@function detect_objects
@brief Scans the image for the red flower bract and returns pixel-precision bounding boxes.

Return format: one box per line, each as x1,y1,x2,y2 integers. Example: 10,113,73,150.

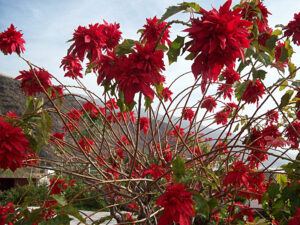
69,23,105,62
139,117,150,134
0,117,30,171
49,177,68,195
285,120,300,149
101,21,122,49
16,68,53,96
0,24,25,55
0,202,14,225
182,108,195,122
185,0,251,91
141,16,171,46
288,208,300,225
61,54,83,79
156,183,195,225
201,96,217,112
242,79,265,104
284,12,300,46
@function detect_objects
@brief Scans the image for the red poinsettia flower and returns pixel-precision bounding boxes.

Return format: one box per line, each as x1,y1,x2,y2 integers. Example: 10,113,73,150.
185,0,251,91
284,12,300,46
69,23,105,62
0,202,14,225
61,54,83,79
142,163,167,180
162,87,173,102
201,96,217,112
285,120,300,148
82,101,99,119
288,208,300,225
0,117,31,171
156,183,195,225
242,80,265,104
215,110,230,125
218,84,233,100
78,137,94,153
0,24,25,55
49,177,68,195
141,16,171,46
222,67,240,85
182,108,195,122
101,21,122,49
169,125,185,137
266,110,279,124
139,117,150,134
16,68,53,96
275,42,288,67
223,161,250,188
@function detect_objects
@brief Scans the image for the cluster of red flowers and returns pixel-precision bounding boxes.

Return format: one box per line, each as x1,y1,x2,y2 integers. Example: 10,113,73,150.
49,177,75,195
0,24,25,55
0,202,14,225
182,108,195,123
78,136,94,153
15,68,63,98
0,116,31,171
214,102,237,125
285,12,300,46
242,79,265,104
186,0,251,91
63,18,171,105
285,121,300,149
156,183,194,225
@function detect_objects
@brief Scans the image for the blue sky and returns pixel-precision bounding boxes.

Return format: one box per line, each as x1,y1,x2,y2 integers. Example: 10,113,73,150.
0,0,299,95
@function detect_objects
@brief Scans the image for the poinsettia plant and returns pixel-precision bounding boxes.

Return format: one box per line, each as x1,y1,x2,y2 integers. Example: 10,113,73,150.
1,0,300,224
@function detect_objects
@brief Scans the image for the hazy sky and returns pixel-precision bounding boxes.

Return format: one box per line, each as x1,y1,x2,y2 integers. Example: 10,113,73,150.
0,0,299,96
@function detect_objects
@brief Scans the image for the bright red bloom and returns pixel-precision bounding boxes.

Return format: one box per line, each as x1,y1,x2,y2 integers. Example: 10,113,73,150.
142,163,166,180
101,21,122,49
49,177,68,195
162,87,173,102
0,117,31,171
242,80,265,104
69,24,105,62
266,110,279,124
139,117,150,134
156,183,195,225
78,137,94,153
61,54,83,79
182,108,195,122
186,0,251,91
223,161,250,188
288,208,300,225
218,84,233,100
51,85,63,99
222,68,240,85
0,202,14,225
0,24,25,55
82,101,99,119
284,12,300,46
169,125,185,137
51,132,65,142
285,120,300,148
116,43,165,104
141,16,171,46
215,110,230,125
201,96,217,112
67,108,83,121
275,42,288,67
240,0,270,33
16,68,53,96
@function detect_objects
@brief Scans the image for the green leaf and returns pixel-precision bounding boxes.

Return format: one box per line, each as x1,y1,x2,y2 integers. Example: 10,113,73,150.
167,36,185,64
161,2,200,21
279,46,289,62
52,195,67,206
276,174,288,188
253,69,267,80
62,205,86,223
235,81,249,101
144,96,152,110
194,194,210,218
40,214,71,225
289,62,297,78
172,156,185,181
265,35,278,51
272,29,282,36
279,90,294,108
279,80,288,91
115,39,135,56
267,183,280,199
